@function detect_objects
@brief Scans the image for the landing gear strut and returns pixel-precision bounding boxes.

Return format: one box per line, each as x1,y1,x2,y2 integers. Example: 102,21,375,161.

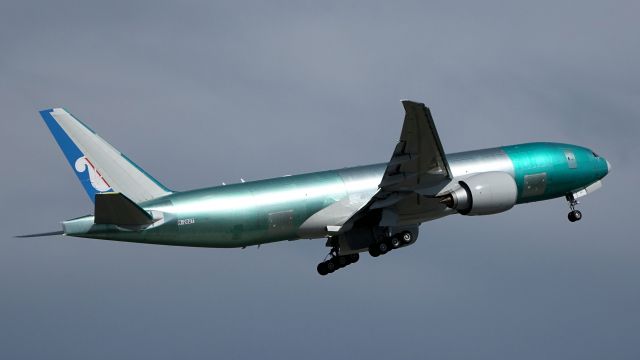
317,247,360,276
566,194,582,222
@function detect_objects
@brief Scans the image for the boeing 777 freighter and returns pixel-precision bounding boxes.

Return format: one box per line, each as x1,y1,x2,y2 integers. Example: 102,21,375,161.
21,101,610,275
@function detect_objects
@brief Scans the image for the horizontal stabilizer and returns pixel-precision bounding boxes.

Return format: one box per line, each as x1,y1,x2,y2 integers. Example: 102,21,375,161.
95,192,153,226
15,230,64,238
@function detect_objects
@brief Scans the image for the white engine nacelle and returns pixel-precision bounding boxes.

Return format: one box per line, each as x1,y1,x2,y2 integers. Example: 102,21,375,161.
441,172,518,216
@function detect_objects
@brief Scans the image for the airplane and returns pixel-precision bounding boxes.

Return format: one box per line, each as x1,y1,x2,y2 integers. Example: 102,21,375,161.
20,101,610,275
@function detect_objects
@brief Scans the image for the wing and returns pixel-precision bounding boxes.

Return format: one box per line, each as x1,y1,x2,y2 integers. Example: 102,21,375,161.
344,100,452,230
378,100,451,192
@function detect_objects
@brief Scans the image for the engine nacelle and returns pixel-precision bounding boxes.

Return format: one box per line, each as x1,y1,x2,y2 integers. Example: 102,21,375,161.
441,172,517,216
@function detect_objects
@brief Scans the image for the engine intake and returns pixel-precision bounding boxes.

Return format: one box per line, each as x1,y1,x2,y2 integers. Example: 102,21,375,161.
440,172,517,215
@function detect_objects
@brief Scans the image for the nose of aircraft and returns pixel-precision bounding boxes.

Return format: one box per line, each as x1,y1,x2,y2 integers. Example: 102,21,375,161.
606,159,612,173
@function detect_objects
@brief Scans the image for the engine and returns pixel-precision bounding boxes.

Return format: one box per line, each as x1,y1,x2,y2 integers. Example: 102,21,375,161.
439,172,518,216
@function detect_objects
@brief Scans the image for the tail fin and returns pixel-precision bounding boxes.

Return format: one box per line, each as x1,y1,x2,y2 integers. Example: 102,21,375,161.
39,108,172,203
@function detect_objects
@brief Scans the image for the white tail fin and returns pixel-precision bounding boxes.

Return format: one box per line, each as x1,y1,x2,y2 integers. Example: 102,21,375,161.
40,108,172,203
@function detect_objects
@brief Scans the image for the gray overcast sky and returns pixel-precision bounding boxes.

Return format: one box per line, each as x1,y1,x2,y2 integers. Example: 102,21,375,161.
1,1,639,359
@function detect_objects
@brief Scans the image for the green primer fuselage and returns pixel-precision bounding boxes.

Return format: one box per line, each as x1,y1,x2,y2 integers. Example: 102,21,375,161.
63,142,609,247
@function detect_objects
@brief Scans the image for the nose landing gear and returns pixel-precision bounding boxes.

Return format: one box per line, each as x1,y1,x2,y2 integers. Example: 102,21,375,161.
566,194,582,222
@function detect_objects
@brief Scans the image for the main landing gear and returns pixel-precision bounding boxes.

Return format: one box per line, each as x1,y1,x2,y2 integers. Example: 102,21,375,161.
316,229,417,275
566,194,582,223
368,231,413,257
317,248,360,276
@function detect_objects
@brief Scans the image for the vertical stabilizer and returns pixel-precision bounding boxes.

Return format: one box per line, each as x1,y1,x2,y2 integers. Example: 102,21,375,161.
40,108,171,203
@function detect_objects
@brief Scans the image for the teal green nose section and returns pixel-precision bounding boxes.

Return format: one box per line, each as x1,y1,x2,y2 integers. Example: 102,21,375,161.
502,143,609,204
593,155,610,180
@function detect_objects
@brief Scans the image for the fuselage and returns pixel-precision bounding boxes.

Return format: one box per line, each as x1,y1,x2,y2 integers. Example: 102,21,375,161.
63,142,609,247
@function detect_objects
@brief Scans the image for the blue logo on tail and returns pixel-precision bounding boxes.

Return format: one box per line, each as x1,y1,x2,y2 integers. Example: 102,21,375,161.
74,156,112,192
40,109,112,203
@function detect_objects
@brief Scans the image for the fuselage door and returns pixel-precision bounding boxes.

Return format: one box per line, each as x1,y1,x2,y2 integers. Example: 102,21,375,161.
564,150,577,169
268,210,295,234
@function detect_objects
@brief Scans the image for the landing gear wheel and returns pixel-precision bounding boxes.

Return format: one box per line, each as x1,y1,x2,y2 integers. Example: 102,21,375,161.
568,210,582,222
400,231,413,244
389,236,401,249
325,260,337,273
336,256,347,268
316,239,363,275
317,262,329,276
574,210,582,221
377,242,389,254
368,246,381,257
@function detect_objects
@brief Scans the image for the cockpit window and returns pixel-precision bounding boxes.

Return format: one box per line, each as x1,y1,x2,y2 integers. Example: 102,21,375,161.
592,151,600,158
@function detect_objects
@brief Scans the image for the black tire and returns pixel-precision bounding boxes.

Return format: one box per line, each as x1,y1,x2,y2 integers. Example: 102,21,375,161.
368,246,380,257
317,262,329,276
400,231,413,244
568,210,582,222
336,256,347,267
348,253,360,263
389,236,401,249
574,210,582,221
378,242,389,254
326,261,337,273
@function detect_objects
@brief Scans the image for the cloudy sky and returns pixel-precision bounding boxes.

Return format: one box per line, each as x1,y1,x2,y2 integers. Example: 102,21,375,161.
1,1,639,359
